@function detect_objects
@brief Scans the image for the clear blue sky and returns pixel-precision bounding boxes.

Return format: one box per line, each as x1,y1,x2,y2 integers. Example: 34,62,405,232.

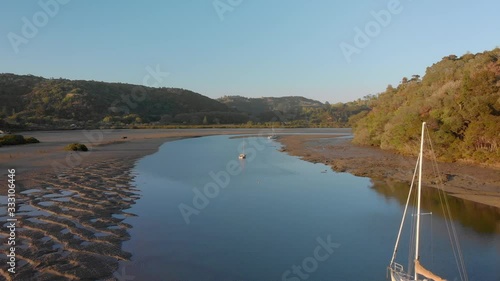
1,0,499,103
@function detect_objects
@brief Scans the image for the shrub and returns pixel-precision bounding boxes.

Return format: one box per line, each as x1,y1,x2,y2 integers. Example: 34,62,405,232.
0,135,41,146
0,135,26,145
24,137,40,144
65,143,88,151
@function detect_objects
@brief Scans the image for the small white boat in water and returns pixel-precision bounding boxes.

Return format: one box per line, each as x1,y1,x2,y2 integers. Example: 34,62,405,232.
239,143,246,159
388,122,468,281
268,126,277,140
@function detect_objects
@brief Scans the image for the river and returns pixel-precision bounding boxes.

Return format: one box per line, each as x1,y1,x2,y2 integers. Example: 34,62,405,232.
119,135,500,281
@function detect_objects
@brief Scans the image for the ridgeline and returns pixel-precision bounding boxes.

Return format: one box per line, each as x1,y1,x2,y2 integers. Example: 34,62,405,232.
0,74,368,129
0,74,247,129
217,95,369,127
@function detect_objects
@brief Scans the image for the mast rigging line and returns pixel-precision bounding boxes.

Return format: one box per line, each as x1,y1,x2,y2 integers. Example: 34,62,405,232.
425,127,469,281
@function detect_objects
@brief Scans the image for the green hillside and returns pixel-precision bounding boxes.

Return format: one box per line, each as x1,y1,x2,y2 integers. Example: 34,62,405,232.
217,95,369,127
0,74,247,128
217,95,323,122
352,48,500,165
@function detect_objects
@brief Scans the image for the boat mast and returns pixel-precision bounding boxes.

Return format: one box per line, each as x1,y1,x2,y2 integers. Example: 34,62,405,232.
414,122,426,280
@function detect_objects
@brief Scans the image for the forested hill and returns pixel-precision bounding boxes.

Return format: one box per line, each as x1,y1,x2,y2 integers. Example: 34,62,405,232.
0,74,369,129
0,74,247,128
217,95,369,126
352,48,500,165
217,95,323,122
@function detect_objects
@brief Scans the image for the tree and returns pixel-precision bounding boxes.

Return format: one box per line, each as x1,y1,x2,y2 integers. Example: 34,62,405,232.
352,48,500,165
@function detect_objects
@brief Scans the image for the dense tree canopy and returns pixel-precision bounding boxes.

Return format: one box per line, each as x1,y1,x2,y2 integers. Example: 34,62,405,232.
218,95,369,126
0,74,244,127
352,48,500,165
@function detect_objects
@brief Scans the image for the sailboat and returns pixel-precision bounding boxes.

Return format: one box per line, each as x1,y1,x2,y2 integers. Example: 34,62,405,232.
239,143,246,159
388,122,468,281
268,125,277,140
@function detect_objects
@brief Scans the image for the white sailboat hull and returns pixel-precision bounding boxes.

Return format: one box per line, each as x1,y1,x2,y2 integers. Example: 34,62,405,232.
389,268,421,281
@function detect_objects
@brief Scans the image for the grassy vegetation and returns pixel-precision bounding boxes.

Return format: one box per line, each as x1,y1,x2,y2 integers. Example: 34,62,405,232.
351,48,500,166
65,143,89,151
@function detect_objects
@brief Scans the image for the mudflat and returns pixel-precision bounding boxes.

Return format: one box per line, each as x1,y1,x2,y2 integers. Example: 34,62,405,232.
277,134,500,209
0,128,264,280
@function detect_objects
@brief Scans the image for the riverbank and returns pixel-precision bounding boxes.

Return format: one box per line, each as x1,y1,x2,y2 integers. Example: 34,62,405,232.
277,134,500,209
0,130,191,279
0,129,260,280
0,128,345,279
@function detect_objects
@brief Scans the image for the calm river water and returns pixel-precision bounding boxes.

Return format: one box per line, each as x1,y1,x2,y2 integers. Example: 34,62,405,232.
120,135,500,281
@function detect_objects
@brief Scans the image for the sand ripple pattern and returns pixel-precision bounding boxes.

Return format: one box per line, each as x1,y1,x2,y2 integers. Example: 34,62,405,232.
0,157,140,281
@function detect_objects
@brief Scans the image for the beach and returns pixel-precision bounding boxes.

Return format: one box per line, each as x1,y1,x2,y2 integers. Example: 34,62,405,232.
1,128,498,280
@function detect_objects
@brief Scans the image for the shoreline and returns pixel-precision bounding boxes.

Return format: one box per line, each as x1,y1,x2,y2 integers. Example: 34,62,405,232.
1,128,498,279
0,128,302,279
0,130,190,279
276,134,500,209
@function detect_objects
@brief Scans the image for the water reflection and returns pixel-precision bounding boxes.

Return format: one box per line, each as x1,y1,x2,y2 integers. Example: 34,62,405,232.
370,179,500,234
120,135,500,280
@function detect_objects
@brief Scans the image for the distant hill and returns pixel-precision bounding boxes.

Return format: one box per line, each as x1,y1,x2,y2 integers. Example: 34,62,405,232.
0,74,248,128
217,95,324,122
0,74,368,130
351,48,500,165
217,95,370,127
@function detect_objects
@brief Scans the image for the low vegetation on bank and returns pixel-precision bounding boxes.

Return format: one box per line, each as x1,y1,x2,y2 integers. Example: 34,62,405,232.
0,134,40,146
65,143,89,151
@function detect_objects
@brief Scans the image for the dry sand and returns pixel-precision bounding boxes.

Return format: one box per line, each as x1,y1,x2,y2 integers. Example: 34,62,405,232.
277,134,500,209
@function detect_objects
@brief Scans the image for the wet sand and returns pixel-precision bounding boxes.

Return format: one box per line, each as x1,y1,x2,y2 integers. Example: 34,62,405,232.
277,134,500,209
0,129,264,280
